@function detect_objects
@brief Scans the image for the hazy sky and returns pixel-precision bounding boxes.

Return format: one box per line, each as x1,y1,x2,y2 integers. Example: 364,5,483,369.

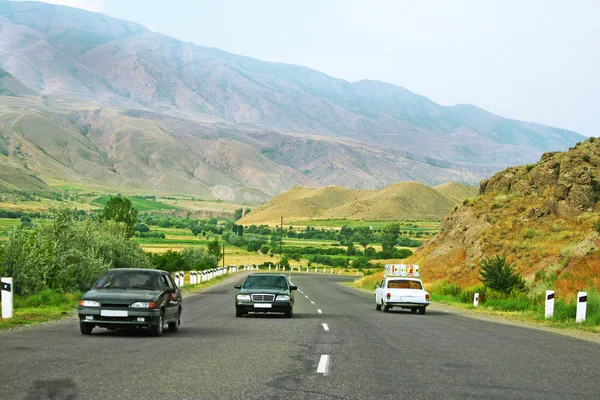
35,0,600,136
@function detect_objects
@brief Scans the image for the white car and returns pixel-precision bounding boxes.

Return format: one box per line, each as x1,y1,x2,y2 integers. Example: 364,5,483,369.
374,276,430,314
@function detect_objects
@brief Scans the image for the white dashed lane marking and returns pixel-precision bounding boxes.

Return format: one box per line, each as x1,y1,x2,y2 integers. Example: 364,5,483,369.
322,323,329,331
317,355,330,374
317,309,322,314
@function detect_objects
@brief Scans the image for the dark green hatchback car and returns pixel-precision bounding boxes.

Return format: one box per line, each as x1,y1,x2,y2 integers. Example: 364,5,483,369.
234,274,297,318
78,268,182,336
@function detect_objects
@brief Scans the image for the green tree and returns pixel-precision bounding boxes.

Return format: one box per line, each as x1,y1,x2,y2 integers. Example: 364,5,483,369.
101,196,138,238
479,255,526,295
356,227,372,249
244,207,251,215
381,223,400,257
347,241,357,256
207,238,222,262
233,208,243,220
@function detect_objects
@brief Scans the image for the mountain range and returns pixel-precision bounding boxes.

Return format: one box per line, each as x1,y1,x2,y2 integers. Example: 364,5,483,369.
0,0,587,202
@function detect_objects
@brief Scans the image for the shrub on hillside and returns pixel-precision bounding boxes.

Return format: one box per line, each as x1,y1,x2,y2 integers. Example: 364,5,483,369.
479,255,526,296
594,219,600,234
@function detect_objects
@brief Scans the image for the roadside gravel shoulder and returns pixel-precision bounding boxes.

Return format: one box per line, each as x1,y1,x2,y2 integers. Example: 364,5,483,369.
344,283,600,344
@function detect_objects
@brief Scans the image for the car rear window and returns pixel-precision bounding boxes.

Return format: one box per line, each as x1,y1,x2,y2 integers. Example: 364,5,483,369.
387,280,422,289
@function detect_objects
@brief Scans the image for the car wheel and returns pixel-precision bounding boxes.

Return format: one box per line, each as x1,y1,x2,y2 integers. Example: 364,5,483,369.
151,313,164,337
411,308,417,314
80,322,93,335
383,303,390,313
419,307,426,315
285,308,293,318
235,307,244,318
375,302,381,311
168,311,180,332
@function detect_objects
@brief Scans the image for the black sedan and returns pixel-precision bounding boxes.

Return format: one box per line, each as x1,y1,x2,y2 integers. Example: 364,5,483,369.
234,274,297,318
78,269,182,336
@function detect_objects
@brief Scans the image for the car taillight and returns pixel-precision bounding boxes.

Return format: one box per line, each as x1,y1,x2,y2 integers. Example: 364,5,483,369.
426,293,430,302
386,293,391,300
149,302,156,309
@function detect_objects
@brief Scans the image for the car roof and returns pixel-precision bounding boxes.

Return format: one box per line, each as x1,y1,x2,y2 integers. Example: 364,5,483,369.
246,273,286,277
106,268,163,274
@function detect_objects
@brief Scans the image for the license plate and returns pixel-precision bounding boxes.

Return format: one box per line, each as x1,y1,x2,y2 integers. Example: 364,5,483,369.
254,303,272,309
100,309,128,317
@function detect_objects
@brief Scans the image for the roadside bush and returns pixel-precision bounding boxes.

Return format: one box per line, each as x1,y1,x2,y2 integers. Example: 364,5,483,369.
0,203,151,296
479,255,526,296
14,289,82,308
593,219,600,234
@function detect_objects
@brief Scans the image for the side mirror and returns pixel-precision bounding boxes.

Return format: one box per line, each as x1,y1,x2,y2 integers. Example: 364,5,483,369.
166,287,176,294
290,285,298,291
234,285,241,289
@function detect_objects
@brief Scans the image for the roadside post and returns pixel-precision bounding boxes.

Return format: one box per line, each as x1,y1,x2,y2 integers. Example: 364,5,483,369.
180,271,185,287
1,277,13,319
269,265,271,271
306,267,309,273
473,293,479,308
545,290,554,319
576,292,587,323
330,268,333,274
315,267,317,273
175,272,180,287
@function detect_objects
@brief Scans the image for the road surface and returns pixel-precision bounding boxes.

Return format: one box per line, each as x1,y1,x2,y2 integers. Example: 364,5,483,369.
1,273,598,399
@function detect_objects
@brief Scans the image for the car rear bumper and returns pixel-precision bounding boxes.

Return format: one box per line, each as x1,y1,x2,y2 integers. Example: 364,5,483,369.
78,307,162,327
385,302,430,308
236,300,292,313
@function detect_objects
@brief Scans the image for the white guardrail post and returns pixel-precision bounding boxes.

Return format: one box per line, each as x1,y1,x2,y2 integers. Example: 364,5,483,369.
1,277,13,319
576,292,587,323
174,272,180,287
180,271,185,287
473,293,479,308
545,290,554,319
306,267,309,273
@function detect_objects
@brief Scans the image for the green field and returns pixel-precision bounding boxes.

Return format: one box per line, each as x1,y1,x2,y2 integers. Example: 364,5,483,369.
0,218,19,237
287,219,440,231
92,196,180,211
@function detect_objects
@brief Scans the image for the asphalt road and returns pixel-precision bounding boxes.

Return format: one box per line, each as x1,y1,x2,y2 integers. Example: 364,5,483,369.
1,273,599,400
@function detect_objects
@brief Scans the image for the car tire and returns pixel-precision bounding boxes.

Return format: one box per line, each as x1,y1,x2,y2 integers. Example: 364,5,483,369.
151,312,164,337
80,322,93,335
383,303,390,313
411,308,417,314
419,307,426,315
285,308,293,318
168,311,180,332
376,302,381,311
235,307,244,318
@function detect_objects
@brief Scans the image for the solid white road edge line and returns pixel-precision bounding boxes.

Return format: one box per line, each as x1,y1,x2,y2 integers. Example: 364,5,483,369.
322,323,329,331
317,309,322,314
317,355,330,374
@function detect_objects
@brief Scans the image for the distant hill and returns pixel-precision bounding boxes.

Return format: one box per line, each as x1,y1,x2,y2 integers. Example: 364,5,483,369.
409,138,600,295
239,182,478,225
0,156,55,194
0,68,36,97
0,0,585,176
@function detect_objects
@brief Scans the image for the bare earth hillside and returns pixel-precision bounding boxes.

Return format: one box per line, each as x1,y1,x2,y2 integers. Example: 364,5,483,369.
239,182,478,225
410,138,600,296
